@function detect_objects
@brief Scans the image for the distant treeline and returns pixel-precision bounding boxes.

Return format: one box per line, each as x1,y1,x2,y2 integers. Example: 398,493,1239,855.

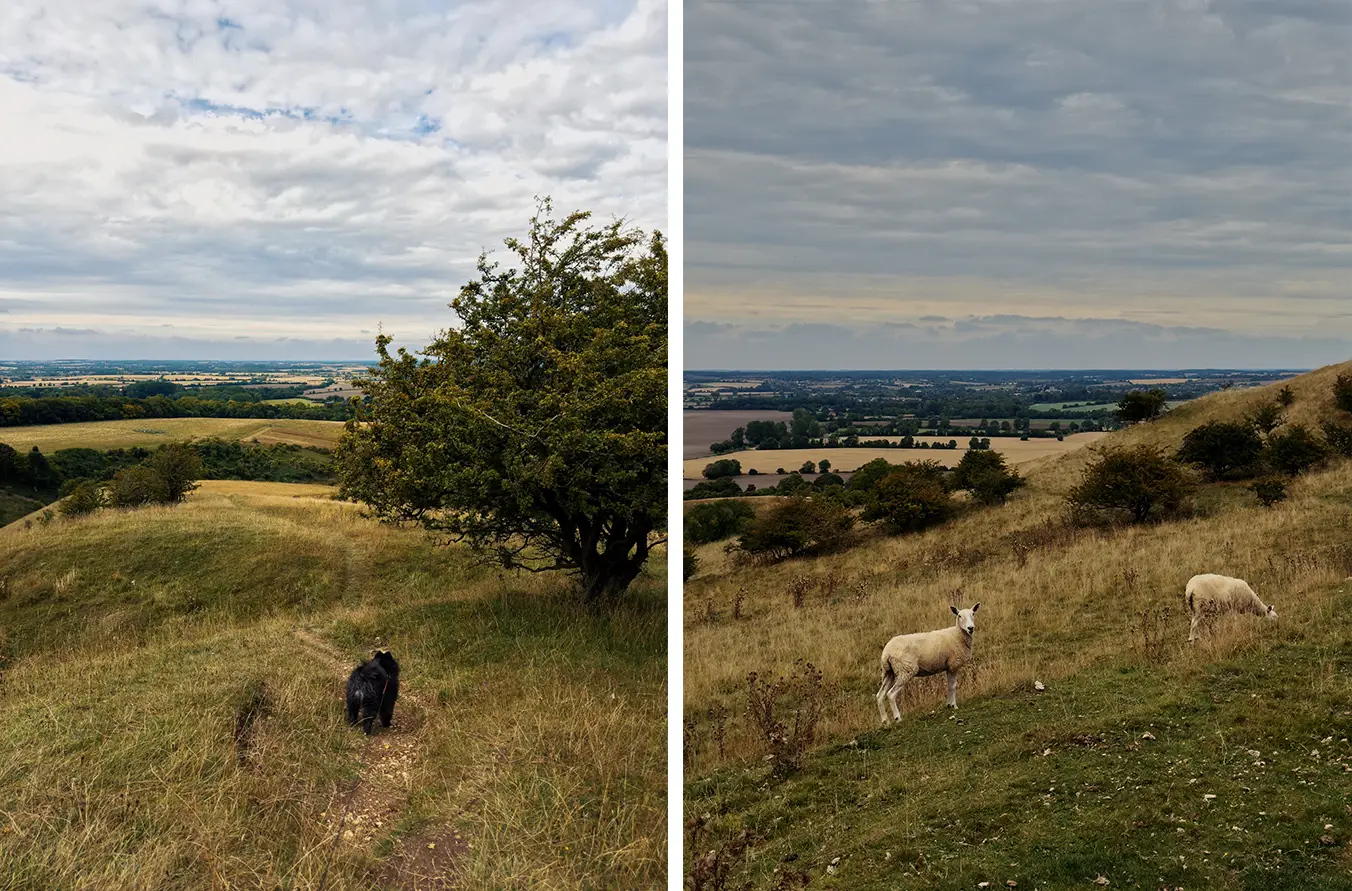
0,438,335,497
0,393,351,428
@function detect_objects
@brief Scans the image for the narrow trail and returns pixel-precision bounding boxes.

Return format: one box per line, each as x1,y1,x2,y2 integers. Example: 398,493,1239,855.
291,624,466,890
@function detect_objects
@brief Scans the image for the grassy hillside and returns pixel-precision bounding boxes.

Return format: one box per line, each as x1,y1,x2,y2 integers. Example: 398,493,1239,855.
0,482,665,890
684,360,1352,889
0,417,345,452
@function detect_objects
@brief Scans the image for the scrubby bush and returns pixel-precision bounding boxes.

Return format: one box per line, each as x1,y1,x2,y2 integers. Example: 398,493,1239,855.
799,460,815,474
145,443,202,503
811,471,844,491
685,499,756,544
58,481,105,517
745,659,824,778
1263,424,1329,476
1067,446,1196,524
1321,419,1352,458
1335,373,1352,413
737,496,855,561
108,464,172,507
847,457,898,493
774,475,808,496
1277,385,1295,407
951,449,1024,504
817,459,831,473
683,546,698,582
861,463,954,533
702,459,742,480
1250,476,1288,508
684,478,743,500
1247,403,1284,436
1176,420,1264,480
1117,389,1167,423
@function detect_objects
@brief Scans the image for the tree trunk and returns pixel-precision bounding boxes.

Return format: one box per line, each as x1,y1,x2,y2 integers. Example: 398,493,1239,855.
578,532,649,605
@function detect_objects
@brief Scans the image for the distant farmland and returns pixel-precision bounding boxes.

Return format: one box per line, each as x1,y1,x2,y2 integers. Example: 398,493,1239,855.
0,418,346,452
683,409,795,459
682,432,1107,479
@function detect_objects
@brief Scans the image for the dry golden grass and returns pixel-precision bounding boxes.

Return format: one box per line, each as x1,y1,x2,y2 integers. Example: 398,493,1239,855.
0,486,665,890
683,359,1352,774
0,417,346,452
683,433,1106,478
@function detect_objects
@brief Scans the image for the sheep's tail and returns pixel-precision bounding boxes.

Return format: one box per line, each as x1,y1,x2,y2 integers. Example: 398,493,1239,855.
880,655,896,687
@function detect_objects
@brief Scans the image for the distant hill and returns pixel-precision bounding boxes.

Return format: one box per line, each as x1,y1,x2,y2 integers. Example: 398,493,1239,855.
684,359,1352,889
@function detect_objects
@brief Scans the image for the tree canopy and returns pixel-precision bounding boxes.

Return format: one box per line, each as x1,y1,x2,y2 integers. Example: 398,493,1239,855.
337,203,667,603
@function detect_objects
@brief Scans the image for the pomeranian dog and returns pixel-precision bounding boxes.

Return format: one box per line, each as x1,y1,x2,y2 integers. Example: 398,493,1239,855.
345,650,400,735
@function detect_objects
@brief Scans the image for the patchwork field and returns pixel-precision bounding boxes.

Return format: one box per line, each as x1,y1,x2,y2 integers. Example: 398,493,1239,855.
683,410,795,459
0,418,346,452
683,432,1107,478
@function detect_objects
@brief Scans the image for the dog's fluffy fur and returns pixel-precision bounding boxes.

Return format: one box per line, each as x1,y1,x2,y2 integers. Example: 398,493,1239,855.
345,650,400,735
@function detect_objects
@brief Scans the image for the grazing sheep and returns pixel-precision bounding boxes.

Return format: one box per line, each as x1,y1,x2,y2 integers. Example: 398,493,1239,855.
876,603,980,724
1185,574,1276,642
346,650,400,735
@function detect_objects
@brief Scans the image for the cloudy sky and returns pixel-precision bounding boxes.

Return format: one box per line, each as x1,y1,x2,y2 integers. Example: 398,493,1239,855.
0,0,665,360
685,0,1352,370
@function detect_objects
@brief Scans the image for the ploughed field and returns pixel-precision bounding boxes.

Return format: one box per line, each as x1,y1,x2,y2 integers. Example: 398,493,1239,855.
0,417,346,452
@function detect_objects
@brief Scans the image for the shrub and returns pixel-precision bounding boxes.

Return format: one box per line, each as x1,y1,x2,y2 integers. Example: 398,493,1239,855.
745,660,824,778
811,471,844,491
685,499,756,544
1067,446,1196,524
799,460,815,474
1251,476,1288,507
1335,373,1352,413
1117,389,1167,423
684,478,743,500
817,459,831,473
774,475,808,495
861,464,954,533
1176,420,1264,480
1277,385,1295,407
951,449,1023,503
1263,424,1329,476
1321,419,1352,458
683,547,698,582
702,458,742,480
59,481,105,517
1247,403,1283,436
145,443,202,502
847,457,898,493
108,465,171,508
737,497,854,561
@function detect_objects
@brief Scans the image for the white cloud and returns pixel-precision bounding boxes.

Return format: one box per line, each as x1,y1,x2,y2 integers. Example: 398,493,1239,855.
0,0,666,358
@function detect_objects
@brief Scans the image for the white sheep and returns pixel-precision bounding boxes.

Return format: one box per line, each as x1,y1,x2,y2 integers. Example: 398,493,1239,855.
876,603,980,724
1185,573,1276,642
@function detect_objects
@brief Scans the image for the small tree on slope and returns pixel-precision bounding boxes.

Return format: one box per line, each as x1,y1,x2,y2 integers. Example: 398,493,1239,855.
337,202,667,604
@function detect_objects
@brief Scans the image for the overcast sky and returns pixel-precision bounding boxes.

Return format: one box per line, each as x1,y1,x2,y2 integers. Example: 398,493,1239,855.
0,0,665,361
685,0,1352,370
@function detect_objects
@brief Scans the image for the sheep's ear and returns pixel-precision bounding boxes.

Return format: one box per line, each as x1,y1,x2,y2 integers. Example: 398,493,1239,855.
950,605,959,616
972,602,981,612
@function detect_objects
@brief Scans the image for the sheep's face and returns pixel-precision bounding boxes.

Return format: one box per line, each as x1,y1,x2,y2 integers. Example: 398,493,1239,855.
1265,604,1278,621
950,603,979,635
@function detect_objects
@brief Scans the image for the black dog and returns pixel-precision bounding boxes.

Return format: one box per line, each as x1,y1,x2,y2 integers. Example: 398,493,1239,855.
345,650,400,735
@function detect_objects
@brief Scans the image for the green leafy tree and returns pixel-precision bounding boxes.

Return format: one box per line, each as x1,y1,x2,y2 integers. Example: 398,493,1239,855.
799,460,816,474
145,443,202,502
951,449,1023,504
1116,389,1167,424
0,442,20,485
685,500,756,544
1176,421,1264,480
702,458,742,479
861,462,953,533
817,458,831,474
109,464,171,507
1263,424,1329,476
336,203,666,604
59,481,105,517
1321,419,1352,458
1067,446,1196,524
685,478,742,500
737,496,854,561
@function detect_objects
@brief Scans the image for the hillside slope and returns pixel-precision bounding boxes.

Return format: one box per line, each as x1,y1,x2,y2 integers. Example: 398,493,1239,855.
684,360,1352,889
0,483,665,890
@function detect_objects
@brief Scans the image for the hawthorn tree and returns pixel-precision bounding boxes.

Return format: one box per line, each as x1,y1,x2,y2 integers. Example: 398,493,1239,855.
337,203,666,604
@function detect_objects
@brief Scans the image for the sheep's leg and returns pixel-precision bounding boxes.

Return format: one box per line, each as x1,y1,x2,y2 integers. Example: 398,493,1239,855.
945,670,958,709
876,677,892,725
1187,612,1201,643
887,677,906,721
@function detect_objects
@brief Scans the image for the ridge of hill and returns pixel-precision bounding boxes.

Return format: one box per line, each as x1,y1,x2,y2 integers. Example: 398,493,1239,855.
684,359,1352,890
0,481,665,890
